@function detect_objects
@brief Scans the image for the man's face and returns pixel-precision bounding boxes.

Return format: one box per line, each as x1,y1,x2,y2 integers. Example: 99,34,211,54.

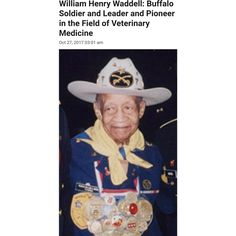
94,94,145,145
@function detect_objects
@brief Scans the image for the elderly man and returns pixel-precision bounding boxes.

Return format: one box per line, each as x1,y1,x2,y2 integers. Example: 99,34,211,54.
67,57,171,236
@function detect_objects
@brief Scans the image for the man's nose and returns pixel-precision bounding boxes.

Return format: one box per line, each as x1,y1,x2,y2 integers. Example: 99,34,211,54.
114,108,126,121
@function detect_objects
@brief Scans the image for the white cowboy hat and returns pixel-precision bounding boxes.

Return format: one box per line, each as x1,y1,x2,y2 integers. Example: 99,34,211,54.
68,57,172,106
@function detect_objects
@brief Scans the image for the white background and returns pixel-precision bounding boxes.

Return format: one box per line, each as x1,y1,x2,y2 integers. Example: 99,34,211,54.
1,0,236,235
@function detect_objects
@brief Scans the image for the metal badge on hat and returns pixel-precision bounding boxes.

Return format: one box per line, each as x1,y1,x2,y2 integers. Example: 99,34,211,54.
110,69,133,88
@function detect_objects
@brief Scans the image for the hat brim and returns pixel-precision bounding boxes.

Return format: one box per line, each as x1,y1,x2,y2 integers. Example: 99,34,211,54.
68,81,171,106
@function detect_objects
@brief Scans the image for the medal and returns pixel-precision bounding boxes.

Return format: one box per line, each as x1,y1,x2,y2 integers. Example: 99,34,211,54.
110,231,122,236
122,231,140,236
102,218,113,232
70,192,93,229
126,192,138,203
137,199,153,222
117,199,130,215
137,220,148,233
126,216,137,232
104,195,116,205
84,196,105,220
88,220,103,234
111,214,126,230
103,204,118,217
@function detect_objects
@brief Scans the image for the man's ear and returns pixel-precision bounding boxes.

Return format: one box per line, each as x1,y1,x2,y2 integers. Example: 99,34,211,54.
93,103,102,120
139,100,146,119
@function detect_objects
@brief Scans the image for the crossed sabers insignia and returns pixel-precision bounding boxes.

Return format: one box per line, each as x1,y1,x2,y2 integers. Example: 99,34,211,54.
111,74,132,86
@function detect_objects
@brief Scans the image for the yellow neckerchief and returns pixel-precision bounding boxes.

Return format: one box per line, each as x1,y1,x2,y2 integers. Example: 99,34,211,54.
76,119,153,185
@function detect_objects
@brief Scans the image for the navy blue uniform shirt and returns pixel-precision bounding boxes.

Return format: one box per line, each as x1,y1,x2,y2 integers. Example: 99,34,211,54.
69,132,164,236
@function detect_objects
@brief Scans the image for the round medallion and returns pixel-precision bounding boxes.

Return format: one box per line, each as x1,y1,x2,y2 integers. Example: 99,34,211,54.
142,179,152,190
137,199,153,222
